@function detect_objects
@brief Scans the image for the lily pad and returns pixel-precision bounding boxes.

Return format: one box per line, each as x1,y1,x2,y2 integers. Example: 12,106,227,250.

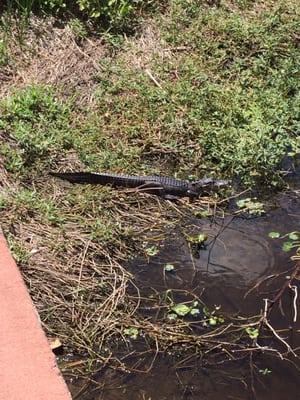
282,241,294,252
245,327,259,339
209,317,217,326
237,198,250,208
268,231,280,239
208,314,224,325
164,263,175,272
288,232,299,241
145,246,159,256
186,233,208,244
167,313,178,321
171,303,191,316
190,308,200,316
123,327,139,340
237,198,265,215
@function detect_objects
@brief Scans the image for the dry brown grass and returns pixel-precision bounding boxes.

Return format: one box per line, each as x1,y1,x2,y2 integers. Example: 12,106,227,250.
0,16,104,107
121,21,171,71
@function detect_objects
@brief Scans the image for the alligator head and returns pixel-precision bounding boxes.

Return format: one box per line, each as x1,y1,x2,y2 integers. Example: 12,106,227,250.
187,177,229,197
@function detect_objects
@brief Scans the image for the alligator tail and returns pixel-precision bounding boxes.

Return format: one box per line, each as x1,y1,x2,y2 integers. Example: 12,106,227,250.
50,171,146,188
49,172,105,184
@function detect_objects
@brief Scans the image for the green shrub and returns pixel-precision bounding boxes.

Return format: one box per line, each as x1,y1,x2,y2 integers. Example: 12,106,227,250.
4,0,156,26
77,0,135,20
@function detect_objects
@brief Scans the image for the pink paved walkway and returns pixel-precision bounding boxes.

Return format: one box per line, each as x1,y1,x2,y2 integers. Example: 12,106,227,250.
0,231,72,400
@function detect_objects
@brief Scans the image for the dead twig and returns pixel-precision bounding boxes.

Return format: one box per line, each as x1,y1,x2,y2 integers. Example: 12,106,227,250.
145,68,163,89
289,284,298,323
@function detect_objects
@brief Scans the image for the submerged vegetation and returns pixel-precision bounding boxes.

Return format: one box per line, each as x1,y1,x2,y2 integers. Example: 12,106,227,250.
0,0,300,395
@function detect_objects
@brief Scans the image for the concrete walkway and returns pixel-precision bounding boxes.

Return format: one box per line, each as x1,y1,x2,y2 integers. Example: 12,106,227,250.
0,231,72,400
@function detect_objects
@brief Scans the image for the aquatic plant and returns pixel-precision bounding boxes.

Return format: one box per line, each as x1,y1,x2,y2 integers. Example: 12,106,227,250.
268,231,300,254
237,198,265,215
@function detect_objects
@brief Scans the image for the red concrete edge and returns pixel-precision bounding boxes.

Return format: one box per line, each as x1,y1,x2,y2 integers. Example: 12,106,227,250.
0,230,72,400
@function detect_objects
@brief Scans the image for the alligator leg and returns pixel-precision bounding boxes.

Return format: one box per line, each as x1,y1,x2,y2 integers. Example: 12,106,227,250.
138,183,180,200
136,182,165,196
163,194,180,201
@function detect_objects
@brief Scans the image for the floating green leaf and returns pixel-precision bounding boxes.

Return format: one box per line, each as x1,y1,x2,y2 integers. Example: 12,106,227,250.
123,327,139,340
186,233,208,244
236,198,265,215
288,232,299,241
209,317,217,326
268,231,280,239
167,313,178,321
236,198,250,208
164,263,175,272
282,241,294,252
145,246,159,256
190,308,200,316
171,304,191,316
208,315,224,325
245,327,259,339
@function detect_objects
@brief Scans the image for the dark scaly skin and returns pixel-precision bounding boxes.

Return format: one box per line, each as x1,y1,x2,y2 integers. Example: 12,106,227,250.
50,172,228,199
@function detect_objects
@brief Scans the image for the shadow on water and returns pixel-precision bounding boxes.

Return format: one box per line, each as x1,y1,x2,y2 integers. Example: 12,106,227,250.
69,188,300,399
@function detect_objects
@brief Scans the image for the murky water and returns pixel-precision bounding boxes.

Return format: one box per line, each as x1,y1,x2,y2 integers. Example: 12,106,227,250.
70,355,300,400
68,189,300,400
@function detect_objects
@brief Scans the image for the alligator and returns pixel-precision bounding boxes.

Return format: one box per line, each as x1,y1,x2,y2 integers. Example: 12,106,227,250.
50,171,229,200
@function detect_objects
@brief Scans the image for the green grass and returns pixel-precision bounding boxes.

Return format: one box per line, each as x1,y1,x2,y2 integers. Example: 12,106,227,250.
0,85,74,175
78,0,299,184
1,1,299,185
159,1,300,182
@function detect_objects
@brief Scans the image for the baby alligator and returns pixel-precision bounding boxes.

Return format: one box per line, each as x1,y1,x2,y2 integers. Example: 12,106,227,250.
50,171,228,199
